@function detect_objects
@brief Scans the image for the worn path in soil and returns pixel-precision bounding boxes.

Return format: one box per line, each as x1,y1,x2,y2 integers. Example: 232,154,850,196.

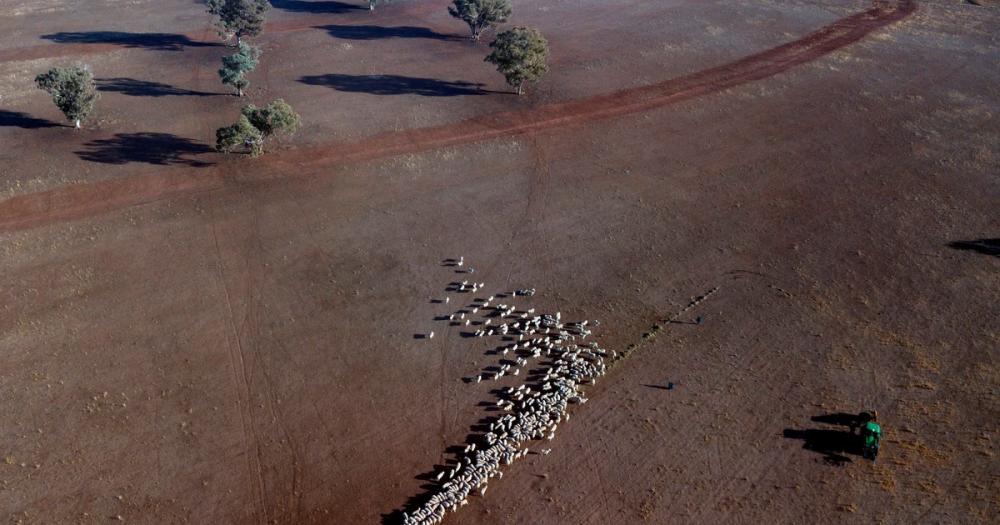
0,0,916,233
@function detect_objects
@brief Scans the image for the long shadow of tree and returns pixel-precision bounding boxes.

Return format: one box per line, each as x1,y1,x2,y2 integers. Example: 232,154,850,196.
299,74,489,97
270,0,364,14
0,110,60,129
97,78,218,97
948,239,1000,257
40,31,219,51
315,24,461,41
75,133,214,167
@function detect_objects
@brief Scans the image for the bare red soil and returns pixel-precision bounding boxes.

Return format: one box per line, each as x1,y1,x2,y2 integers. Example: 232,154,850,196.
1,1,998,524
0,0,917,232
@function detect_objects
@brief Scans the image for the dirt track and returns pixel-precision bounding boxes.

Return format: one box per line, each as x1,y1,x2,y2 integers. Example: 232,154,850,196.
0,0,917,232
1,0,998,524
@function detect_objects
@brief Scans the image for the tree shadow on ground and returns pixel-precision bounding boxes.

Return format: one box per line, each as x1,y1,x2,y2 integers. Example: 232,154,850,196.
270,0,364,14
299,74,489,96
97,78,217,97
315,24,461,41
948,238,1000,257
0,110,61,129
40,31,219,51
75,132,214,166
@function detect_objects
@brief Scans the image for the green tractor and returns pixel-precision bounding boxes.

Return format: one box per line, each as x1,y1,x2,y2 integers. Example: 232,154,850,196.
857,410,882,461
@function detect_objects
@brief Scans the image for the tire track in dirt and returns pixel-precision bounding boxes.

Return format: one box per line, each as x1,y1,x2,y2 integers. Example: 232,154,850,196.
210,217,269,524
0,1,916,234
210,173,305,521
514,136,552,251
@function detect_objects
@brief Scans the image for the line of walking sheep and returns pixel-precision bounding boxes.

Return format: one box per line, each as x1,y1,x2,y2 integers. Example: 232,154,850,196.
401,260,610,525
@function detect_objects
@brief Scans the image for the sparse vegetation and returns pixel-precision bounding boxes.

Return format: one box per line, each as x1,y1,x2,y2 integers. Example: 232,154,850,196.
206,0,270,45
34,65,99,128
448,0,512,42
484,27,549,95
216,99,300,156
219,42,261,96
216,114,263,155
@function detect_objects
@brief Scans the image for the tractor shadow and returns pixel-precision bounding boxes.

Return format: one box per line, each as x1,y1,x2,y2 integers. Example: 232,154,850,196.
783,412,869,466
76,132,215,167
299,73,491,97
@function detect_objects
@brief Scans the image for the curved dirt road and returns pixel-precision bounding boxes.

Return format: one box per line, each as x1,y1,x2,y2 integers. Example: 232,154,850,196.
0,0,916,233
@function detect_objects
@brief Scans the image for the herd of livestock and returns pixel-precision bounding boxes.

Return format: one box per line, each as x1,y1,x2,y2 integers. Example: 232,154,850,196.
398,259,718,524
401,259,611,525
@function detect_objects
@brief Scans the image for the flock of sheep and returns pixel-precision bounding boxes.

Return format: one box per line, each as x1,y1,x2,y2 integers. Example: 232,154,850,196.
401,259,611,525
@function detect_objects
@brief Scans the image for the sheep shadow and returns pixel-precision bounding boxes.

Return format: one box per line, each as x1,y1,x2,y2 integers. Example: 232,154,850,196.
315,24,461,41
97,78,218,97
270,0,364,14
298,74,490,97
383,357,556,525
388,281,563,523
948,238,1000,257
40,31,219,51
75,132,214,167
0,110,61,129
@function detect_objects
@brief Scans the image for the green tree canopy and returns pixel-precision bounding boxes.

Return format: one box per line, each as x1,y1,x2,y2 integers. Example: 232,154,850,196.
34,65,99,128
216,115,264,155
448,0,511,41
206,0,270,44
485,27,549,95
242,99,300,138
219,42,261,96
216,99,300,156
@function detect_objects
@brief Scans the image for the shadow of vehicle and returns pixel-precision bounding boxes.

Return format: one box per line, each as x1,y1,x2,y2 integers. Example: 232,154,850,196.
783,428,859,465
40,31,219,51
0,110,61,129
784,411,874,465
270,0,364,14
299,74,489,97
948,238,1000,257
75,132,214,166
97,78,217,97
810,412,865,430
315,24,461,41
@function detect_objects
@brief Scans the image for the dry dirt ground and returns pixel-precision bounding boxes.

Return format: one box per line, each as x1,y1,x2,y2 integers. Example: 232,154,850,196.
1,0,998,523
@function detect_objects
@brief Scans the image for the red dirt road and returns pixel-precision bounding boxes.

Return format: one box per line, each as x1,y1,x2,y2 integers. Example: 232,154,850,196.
0,0,916,233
